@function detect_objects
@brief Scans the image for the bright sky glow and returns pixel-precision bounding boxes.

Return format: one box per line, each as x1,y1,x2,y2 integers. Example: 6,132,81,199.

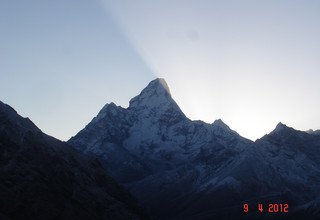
102,0,320,140
1,0,320,140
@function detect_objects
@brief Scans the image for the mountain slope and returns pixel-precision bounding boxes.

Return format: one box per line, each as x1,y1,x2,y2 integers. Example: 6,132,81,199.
69,79,258,219
69,78,320,219
255,123,320,213
0,101,147,220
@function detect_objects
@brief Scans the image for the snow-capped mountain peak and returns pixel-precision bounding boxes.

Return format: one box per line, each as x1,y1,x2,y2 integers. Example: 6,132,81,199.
129,78,173,109
127,78,186,122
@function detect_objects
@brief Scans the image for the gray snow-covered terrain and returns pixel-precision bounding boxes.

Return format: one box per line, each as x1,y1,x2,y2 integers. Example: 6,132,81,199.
69,78,320,219
0,101,147,220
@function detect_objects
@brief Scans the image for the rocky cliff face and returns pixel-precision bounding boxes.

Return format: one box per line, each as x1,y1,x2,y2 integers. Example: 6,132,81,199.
0,101,147,220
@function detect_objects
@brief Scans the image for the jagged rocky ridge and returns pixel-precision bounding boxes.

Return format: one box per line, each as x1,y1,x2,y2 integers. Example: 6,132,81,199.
69,78,320,219
0,101,147,220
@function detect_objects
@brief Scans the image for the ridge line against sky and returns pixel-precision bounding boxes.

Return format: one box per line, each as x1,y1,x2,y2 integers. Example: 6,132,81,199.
1,0,320,141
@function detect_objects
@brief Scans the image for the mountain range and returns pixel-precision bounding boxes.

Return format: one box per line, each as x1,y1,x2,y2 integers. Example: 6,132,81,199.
69,78,320,219
1,78,320,219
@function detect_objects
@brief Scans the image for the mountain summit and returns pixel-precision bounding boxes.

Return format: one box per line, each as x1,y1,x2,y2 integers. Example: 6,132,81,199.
129,78,171,109
128,78,183,120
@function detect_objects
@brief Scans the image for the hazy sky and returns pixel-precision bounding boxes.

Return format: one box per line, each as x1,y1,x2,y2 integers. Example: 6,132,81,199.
1,0,320,141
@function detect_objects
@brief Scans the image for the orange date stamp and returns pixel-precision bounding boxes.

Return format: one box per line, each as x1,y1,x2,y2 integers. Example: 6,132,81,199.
243,203,289,213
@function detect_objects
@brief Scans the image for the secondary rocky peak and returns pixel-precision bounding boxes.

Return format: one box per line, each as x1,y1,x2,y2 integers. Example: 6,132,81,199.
274,122,289,132
94,102,125,122
0,100,17,116
128,78,174,110
100,102,118,112
306,129,320,135
211,118,240,137
0,100,39,133
212,119,229,129
267,122,299,137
